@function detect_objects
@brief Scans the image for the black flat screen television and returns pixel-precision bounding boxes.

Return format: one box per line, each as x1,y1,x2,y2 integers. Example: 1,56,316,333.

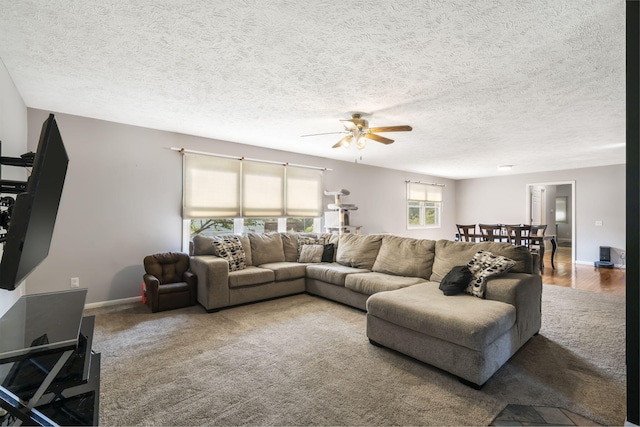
0,114,69,290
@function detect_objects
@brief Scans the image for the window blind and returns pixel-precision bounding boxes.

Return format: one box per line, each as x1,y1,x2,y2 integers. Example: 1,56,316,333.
183,152,323,218
183,154,241,218
242,162,285,217
407,182,443,202
286,167,323,217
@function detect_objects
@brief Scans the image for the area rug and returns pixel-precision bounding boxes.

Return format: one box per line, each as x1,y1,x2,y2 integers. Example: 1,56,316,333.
89,284,626,426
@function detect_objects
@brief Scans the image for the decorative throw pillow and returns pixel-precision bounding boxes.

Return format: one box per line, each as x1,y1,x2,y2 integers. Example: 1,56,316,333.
298,244,324,263
466,250,516,298
321,243,335,263
297,236,321,261
439,265,474,296
211,235,247,272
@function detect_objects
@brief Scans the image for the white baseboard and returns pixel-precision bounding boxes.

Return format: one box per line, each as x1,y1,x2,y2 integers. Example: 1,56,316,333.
85,296,141,310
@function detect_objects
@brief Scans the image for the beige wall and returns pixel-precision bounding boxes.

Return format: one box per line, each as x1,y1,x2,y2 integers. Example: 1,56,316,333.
456,165,626,265
0,58,28,316
26,109,456,304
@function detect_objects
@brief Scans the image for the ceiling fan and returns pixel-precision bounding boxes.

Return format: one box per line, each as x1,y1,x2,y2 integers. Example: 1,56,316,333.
301,113,412,150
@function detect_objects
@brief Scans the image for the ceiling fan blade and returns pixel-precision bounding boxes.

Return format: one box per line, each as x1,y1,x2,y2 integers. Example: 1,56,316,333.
368,125,413,133
340,120,358,131
301,131,347,137
332,134,354,149
365,133,394,145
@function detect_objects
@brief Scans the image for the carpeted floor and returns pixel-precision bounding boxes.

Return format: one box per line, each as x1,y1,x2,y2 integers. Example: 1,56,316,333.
88,284,626,426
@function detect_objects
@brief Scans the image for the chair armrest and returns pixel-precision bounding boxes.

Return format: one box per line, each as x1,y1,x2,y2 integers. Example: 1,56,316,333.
189,255,230,310
143,274,160,291
183,270,198,306
143,274,160,312
484,273,542,346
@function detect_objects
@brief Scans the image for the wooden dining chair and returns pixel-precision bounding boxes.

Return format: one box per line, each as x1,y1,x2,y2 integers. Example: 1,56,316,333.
505,225,531,247
478,224,505,242
456,224,477,242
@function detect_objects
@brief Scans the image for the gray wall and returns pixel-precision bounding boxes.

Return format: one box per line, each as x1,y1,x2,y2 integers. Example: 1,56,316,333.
456,165,625,264
26,109,456,304
0,59,28,316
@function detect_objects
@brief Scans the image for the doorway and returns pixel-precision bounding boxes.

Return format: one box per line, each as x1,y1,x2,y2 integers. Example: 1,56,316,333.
526,181,576,264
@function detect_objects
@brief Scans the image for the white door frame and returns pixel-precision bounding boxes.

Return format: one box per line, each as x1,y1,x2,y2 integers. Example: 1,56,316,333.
525,180,576,264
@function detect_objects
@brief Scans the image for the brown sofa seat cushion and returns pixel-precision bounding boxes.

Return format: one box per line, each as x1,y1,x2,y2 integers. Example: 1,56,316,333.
366,282,516,351
372,235,436,280
259,262,307,281
345,272,426,296
430,240,534,282
306,263,371,286
228,266,275,288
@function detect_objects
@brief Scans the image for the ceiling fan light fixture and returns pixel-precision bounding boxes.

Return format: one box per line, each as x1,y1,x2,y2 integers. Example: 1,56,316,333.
356,133,367,150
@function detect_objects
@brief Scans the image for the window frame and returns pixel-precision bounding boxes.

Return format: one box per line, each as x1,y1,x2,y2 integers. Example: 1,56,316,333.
406,182,443,229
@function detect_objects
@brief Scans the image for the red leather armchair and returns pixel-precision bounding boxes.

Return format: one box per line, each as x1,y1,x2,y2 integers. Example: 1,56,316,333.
143,252,197,312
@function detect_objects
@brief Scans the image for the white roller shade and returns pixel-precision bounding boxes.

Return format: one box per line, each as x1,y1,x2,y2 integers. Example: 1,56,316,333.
242,162,285,217
286,167,323,217
183,154,241,218
407,182,442,202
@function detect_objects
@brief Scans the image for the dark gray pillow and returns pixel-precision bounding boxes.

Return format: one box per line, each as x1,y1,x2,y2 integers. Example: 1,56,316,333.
321,244,335,262
439,265,474,296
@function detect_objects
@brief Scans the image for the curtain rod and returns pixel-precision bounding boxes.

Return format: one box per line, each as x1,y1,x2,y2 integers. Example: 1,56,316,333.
405,179,445,187
171,147,331,171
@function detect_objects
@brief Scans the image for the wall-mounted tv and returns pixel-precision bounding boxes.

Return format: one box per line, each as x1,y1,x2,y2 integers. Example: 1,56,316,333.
0,114,69,290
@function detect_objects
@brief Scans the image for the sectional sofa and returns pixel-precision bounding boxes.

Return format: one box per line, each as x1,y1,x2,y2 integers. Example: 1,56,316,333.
190,232,542,387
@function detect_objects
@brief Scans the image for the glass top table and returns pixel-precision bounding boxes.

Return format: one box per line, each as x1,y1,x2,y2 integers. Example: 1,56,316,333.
0,289,87,363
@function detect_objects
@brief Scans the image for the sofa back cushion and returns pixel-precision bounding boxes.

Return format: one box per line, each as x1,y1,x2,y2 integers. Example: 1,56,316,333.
280,233,300,262
430,239,533,282
372,235,436,279
336,234,383,270
248,233,285,265
192,234,253,266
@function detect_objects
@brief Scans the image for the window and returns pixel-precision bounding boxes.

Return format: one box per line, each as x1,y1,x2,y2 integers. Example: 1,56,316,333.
407,182,442,228
183,153,323,240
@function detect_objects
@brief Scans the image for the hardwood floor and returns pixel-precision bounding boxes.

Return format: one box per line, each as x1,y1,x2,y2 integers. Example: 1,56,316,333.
541,246,626,296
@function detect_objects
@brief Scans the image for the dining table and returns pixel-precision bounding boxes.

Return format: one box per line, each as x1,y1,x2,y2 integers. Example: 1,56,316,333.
455,232,558,273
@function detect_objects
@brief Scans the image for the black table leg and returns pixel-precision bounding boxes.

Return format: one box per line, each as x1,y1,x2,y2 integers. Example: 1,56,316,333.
550,236,557,269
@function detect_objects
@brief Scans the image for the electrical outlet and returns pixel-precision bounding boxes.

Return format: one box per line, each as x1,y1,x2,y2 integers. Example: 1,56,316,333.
621,252,626,260
70,277,80,288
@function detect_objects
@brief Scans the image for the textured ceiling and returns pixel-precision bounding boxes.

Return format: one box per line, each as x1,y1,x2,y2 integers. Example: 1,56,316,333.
0,0,626,179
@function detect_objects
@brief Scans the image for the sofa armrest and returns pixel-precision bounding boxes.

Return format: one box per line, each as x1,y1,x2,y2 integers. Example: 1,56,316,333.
190,255,230,311
484,273,542,346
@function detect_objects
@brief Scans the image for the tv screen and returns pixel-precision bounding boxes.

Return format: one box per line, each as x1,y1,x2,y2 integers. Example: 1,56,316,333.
0,114,69,290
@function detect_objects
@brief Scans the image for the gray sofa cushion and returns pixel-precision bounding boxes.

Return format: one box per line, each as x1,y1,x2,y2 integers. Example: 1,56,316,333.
228,266,275,288
345,272,426,295
306,263,371,286
192,234,253,266
249,233,285,265
430,240,533,282
280,233,299,262
336,234,383,270
372,235,436,280
259,262,307,281
366,282,516,351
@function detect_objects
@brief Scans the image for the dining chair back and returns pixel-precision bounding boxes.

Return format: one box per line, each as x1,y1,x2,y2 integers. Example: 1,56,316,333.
505,225,531,247
456,224,477,242
478,224,504,242
530,224,547,236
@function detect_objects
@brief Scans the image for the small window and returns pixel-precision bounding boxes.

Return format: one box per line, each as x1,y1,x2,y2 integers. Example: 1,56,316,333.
407,182,442,229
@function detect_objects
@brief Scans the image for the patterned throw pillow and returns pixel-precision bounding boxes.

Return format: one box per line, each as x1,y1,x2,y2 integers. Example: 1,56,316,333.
465,250,516,298
298,244,325,263
297,236,321,261
211,235,247,272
